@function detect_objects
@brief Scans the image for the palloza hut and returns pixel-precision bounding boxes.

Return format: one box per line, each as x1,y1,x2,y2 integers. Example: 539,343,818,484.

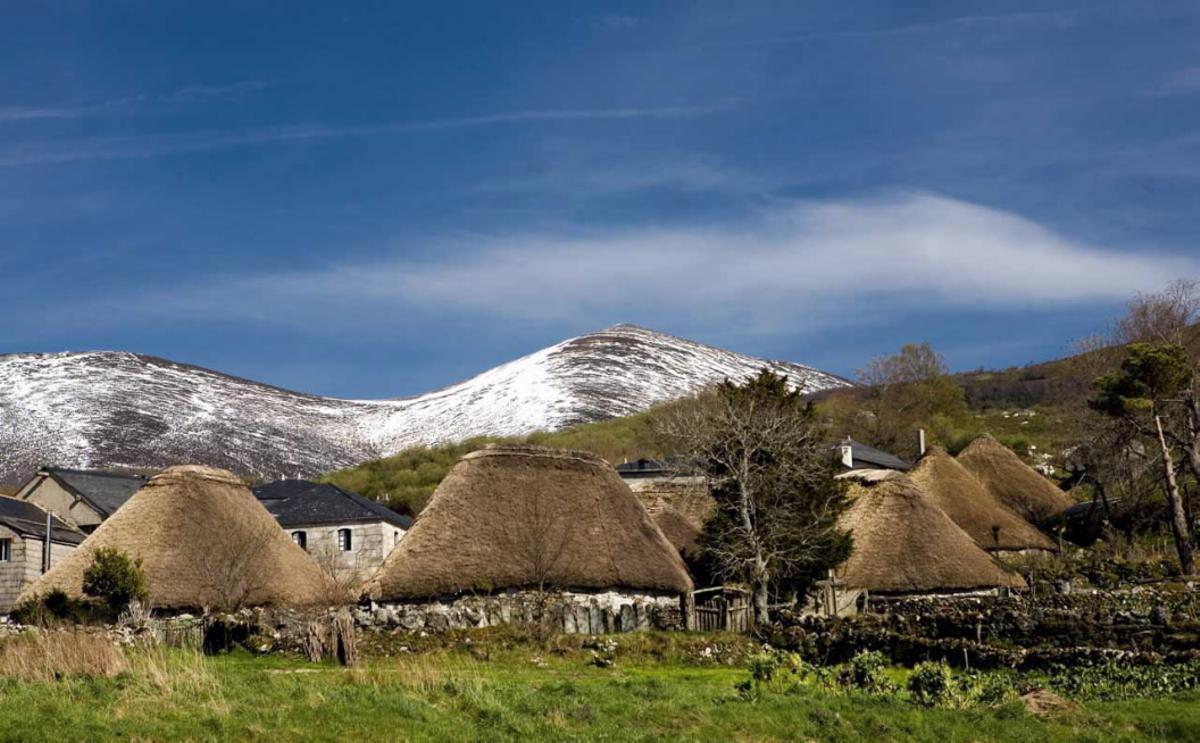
909,447,1056,553
21,465,336,610
835,471,1026,594
367,445,693,601
956,435,1073,523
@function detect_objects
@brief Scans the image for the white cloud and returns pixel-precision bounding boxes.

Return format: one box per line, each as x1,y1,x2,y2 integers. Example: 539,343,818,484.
120,193,1194,335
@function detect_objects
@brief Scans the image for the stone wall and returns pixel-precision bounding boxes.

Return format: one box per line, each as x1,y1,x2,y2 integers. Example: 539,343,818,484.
0,527,76,613
290,521,404,585
358,590,686,634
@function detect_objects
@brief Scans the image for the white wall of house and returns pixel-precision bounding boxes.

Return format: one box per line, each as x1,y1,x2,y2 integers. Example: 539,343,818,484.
286,521,405,584
0,525,77,613
17,476,104,532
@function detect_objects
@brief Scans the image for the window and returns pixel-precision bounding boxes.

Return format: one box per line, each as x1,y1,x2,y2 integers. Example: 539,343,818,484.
393,530,402,546
0,539,10,562
337,528,352,552
291,531,307,551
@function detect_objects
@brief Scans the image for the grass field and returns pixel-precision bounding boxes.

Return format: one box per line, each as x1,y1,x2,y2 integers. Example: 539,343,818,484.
2,641,1199,742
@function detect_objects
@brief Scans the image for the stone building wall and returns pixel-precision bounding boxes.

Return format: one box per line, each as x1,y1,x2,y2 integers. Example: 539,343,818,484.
288,521,404,584
359,589,685,634
0,526,76,613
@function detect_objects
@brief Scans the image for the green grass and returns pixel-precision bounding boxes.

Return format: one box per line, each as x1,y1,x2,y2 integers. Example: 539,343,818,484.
1,645,1198,742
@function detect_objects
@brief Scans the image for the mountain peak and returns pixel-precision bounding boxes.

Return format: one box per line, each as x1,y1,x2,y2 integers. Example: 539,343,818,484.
0,328,849,482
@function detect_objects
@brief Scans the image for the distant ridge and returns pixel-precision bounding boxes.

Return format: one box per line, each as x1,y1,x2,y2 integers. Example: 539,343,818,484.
0,324,850,482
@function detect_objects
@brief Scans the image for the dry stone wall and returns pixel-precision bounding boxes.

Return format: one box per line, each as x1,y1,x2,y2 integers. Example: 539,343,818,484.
359,590,685,634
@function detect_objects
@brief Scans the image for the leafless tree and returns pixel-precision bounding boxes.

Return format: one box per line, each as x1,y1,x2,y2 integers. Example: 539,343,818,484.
503,487,577,593
199,517,277,612
656,370,850,625
1116,279,1199,346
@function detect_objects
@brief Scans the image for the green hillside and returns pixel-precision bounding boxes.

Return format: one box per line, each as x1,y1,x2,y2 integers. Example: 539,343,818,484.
321,412,661,516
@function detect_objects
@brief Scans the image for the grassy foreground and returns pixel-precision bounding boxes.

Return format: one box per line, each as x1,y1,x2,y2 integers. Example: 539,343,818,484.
1,642,1199,742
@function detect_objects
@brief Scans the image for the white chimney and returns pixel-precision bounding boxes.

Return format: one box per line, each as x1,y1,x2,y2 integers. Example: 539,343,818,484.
918,429,927,456
840,443,854,469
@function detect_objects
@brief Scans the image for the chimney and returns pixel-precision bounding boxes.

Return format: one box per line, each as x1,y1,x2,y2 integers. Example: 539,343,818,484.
918,429,927,457
840,443,854,469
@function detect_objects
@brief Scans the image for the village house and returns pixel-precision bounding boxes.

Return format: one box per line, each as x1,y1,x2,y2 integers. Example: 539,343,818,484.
253,480,412,584
832,437,912,472
23,466,336,611
366,445,692,633
15,466,148,533
0,496,85,613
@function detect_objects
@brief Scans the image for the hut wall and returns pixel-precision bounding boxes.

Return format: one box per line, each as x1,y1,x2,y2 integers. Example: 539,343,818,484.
365,590,685,634
0,526,76,613
291,521,404,584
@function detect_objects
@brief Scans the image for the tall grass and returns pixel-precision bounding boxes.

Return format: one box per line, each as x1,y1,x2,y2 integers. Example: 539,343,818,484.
0,630,128,683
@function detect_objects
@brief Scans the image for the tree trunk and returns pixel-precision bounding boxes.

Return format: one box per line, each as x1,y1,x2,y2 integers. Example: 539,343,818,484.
1155,414,1197,576
752,566,770,626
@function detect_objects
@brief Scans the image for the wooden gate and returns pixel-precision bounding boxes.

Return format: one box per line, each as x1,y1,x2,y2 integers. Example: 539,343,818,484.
691,587,751,633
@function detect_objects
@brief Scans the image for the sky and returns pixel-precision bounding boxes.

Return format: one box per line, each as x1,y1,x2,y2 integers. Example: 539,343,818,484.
1,1,1198,398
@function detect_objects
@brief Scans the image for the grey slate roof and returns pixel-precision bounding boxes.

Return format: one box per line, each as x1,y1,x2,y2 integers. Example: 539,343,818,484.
0,495,86,545
835,439,912,472
253,480,413,530
46,468,149,517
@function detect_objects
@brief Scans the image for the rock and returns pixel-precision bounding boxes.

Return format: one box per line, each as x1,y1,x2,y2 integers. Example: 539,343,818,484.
1150,606,1170,627
1020,689,1080,718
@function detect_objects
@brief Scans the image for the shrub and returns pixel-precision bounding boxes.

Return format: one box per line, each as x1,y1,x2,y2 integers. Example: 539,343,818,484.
835,650,897,696
12,589,97,626
908,661,954,707
83,547,148,612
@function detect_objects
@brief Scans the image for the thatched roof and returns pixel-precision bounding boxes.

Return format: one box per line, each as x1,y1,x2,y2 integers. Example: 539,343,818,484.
836,472,1026,593
367,445,693,600
21,465,336,610
956,435,1073,523
910,447,1056,552
627,476,716,558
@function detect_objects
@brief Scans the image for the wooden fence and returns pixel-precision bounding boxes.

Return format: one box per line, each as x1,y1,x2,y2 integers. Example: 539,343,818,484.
691,587,751,633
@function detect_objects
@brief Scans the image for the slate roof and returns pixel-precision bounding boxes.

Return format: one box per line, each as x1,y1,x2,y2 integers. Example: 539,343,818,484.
0,495,86,545
44,468,149,517
834,439,912,472
253,480,413,529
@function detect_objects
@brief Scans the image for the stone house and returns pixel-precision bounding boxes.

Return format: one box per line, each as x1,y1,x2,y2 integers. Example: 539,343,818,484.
15,466,148,533
253,480,412,585
0,495,85,613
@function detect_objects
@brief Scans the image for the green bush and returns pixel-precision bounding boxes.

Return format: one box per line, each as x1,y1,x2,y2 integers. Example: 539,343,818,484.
82,548,148,612
908,661,954,707
836,650,897,696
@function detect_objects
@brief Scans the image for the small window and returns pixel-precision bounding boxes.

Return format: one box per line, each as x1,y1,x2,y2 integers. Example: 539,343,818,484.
0,539,10,562
291,531,307,551
337,528,352,552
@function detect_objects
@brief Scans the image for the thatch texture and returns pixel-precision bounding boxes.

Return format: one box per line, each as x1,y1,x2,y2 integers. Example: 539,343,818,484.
957,435,1073,523
367,445,693,600
20,465,336,609
836,472,1026,593
910,447,1056,552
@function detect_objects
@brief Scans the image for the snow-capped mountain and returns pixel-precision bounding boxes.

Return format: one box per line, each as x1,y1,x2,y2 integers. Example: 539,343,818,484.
0,324,850,483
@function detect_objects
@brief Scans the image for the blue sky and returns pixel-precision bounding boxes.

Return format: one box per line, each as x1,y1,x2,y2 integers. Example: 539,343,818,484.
1,1,1198,398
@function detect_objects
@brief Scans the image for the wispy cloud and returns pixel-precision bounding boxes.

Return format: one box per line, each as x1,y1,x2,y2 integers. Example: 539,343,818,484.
0,103,732,167
0,80,269,123
706,9,1082,48
42,193,1195,338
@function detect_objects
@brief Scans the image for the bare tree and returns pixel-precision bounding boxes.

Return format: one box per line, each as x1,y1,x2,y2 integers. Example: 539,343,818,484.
850,342,967,457
656,369,850,625
1116,279,1199,346
199,517,277,612
503,487,577,593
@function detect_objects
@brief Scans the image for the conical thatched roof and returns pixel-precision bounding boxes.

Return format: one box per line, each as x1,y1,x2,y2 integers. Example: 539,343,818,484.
627,477,716,562
21,465,336,609
836,472,1026,593
910,447,1056,552
367,445,693,600
956,435,1073,523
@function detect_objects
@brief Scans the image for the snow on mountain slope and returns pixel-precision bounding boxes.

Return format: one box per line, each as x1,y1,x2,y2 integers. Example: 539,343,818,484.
0,324,850,483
